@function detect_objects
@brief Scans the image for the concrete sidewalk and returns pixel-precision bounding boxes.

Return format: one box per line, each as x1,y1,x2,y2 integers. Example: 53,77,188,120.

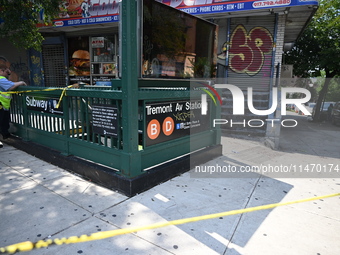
1,112,340,255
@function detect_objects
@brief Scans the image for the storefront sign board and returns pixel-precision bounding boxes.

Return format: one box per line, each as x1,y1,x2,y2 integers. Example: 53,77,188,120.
52,0,318,28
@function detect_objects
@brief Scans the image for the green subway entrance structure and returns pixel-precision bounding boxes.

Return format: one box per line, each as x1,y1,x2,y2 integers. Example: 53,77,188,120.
7,0,222,196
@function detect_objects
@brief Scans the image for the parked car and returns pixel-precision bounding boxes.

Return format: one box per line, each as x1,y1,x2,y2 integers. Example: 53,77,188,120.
299,102,315,115
306,102,316,115
312,101,336,121
331,101,340,125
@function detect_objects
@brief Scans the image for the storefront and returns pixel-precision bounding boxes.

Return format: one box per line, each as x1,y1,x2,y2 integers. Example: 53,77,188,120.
36,0,220,87
1,1,318,89
35,11,120,87
28,0,317,87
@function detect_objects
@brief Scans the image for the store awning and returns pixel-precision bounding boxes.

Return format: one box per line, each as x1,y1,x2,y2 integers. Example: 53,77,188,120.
39,22,119,36
284,4,318,43
197,4,318,44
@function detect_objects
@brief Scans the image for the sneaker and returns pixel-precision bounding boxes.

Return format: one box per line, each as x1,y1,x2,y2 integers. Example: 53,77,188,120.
0,141,3,148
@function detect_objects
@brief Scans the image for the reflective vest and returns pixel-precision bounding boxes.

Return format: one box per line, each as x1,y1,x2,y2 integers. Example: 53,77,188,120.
0,76,12,110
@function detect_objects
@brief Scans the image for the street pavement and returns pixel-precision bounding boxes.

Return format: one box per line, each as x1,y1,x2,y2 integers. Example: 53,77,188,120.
1,111,340,255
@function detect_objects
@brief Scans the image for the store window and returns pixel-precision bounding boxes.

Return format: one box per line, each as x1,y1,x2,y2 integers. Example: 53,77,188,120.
91,35,118,86
68,35,118,86
142,0,217,79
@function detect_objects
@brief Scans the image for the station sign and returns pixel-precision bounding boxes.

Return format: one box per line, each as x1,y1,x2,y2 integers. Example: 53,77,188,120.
145,100,210,146
26,96,63,115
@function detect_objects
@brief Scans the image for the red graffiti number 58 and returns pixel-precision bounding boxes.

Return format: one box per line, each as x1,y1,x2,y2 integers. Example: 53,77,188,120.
229,25,273,76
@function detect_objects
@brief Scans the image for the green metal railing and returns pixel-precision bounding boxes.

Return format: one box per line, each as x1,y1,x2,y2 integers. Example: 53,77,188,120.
10,84,220,178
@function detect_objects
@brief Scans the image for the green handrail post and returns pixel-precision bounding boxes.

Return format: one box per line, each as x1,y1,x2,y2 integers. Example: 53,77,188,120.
21,92,29,141
120,0,141,177
62,93,70,156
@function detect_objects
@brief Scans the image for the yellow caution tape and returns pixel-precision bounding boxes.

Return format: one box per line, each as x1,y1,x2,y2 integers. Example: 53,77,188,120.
0,85,74,109
0,86,72,95
56,86,71,109
0,192,339,254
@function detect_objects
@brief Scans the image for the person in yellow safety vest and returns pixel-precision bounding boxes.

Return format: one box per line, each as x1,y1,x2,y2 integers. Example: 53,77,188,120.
0,64,27,148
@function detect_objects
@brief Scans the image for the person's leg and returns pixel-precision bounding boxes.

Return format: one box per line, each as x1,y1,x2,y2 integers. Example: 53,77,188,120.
0,108,4,135
0,108,5,146
0,109,11,139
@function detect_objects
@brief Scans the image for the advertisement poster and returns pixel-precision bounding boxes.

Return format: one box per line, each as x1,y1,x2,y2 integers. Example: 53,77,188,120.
54,0,120,27
145,100,210,146
68,36,91,85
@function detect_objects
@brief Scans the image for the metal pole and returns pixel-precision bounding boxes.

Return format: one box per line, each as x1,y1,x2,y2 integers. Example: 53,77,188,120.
120,0,141,177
